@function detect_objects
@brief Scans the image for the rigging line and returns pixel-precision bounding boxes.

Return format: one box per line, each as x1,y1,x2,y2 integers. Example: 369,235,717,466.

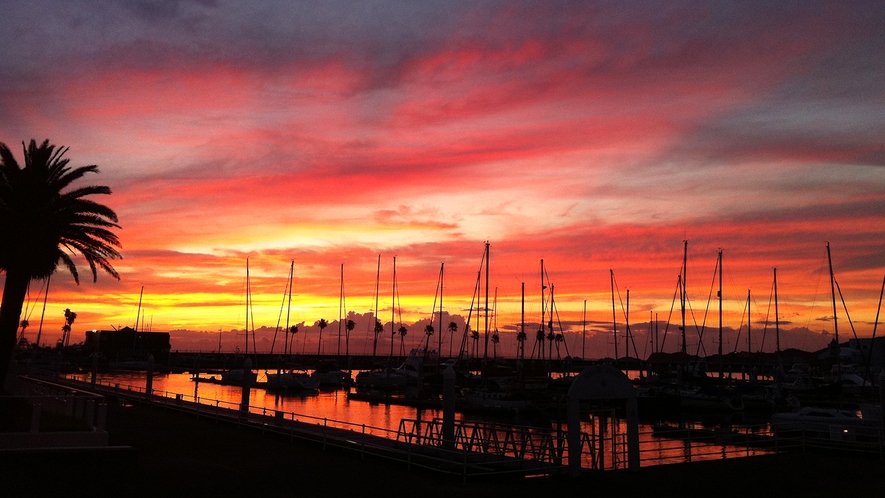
685,295,707,356
867,274,884,389
552,293,570,358
693,256,719,357
459,269,482,361
396,266,406,355
427,268,441,350
759,279,775,354
249,267,258,359
611,273,639,358
732,297,749,354
659,275,681,352
803,250,829,339
872,274,885,343
270,263,290,355
834,278,859,339
21,280,34,320
835,278,863,355
836,276,875,393
287,263,295,356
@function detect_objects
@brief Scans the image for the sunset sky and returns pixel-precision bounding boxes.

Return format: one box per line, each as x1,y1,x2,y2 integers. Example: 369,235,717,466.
2,1,884,358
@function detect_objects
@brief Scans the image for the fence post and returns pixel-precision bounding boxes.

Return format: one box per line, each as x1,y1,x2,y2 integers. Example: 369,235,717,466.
443,366,456,450
97,403,107,431
145,355,155,403
239,357,252,418
30,403,41,433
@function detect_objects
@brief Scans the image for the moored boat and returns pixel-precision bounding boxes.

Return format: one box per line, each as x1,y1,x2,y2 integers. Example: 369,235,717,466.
265,370,320,391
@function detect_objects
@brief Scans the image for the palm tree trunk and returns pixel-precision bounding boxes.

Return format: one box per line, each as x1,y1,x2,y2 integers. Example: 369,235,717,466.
0,270,30,390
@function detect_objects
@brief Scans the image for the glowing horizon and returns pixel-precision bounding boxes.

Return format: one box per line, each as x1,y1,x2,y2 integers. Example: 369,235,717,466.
2,2,884,356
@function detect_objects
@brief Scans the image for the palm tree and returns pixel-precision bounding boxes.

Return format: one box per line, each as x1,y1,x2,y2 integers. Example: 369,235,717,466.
447,321,457,357
17,319,28,345
516,330,527,360
0,140,121,381
423,324,434,351
372,320,384,361
554,333,564,360
288,325,298,355
345,319,355,358
535,329,545,360
398,325,407,356
471,329,480,358
491,329,500,358
316,318,328,355
61,308,77,347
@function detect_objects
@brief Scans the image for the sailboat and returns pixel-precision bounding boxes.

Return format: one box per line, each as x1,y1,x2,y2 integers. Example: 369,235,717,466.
219,260,259,386
310,263,353,388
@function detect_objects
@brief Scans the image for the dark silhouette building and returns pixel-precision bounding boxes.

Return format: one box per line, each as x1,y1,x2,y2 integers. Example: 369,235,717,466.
84,327,171,364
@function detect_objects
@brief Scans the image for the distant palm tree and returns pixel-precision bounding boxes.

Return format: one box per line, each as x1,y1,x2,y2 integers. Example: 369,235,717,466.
471,329,480,358
554,333,564,360
0,140,121,382
316,318,328,355
288,325,298,355
398,325,408,356
535,329,546,360
447,321,457,357
345,319,355,358
491,329,500,358
62,308,77,347
372,320,384,360
17,319,28,344
516,330,527,360
423,324,434,351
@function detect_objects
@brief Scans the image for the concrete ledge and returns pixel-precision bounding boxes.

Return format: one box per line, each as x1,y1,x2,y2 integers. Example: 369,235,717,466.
0,429,109,449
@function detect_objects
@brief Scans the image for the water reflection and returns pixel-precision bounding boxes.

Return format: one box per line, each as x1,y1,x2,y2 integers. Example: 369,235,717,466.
72,370,773,469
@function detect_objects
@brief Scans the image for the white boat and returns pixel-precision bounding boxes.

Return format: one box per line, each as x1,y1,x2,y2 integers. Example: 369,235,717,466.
219,368,258,385
266,370,320,391
770,406,882,443
354,367,414,388
311,367,352,388
354,349,435,389
675,386,745,412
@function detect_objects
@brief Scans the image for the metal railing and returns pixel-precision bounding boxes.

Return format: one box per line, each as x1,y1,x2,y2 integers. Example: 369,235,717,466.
1,376,109,449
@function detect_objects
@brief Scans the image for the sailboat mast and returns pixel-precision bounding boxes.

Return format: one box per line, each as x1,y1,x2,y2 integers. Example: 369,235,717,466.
391,256,396,358
245,259,250,356
438,263,444,355
135,286,144,334
541,259,546,361
372,254,380,360
521,282,526,360
484,242,490,359
626,289,632,358
827,242,839,346
747,289,752,353
718,249,723,378
582,299,587,360
36,274,51,348
610,269,618,362
774,267,780,353
681,240,688,355
338,263,343,358
286,261,294,355
650,310,655,355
